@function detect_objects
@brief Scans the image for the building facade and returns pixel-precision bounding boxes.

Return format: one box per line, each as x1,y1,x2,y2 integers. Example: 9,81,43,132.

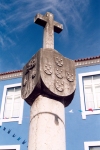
0,70,30,150
66,56,100,150
0,56,100,150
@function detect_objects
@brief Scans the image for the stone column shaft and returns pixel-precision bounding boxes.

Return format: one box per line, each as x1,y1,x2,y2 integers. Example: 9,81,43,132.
28,95,66,150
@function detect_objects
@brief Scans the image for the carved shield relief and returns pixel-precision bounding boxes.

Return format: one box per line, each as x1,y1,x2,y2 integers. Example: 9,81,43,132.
21,48,76,106
40,48,76,97
21,53,39,100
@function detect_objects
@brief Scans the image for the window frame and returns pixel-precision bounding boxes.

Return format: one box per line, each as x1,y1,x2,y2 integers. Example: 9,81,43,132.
0,145,20,150
0,83,24,125
78,71,100,119
84,141,100,150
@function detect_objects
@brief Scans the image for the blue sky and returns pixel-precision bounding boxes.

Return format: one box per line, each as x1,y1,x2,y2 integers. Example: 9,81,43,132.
0,0,100,72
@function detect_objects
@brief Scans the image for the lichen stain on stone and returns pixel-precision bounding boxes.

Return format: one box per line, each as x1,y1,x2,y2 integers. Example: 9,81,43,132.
54,115,59,125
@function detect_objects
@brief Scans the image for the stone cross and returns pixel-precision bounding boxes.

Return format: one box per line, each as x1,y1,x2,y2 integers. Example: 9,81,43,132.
21,12,76,150
34,12,63,49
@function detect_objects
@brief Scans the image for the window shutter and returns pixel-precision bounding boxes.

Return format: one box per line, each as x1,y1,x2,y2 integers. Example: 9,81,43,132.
95,85,100,109
84,86,94,110
12,87,21,118
12,95,20,117
4,88,14,118
4,95,12,118
3,86,21,118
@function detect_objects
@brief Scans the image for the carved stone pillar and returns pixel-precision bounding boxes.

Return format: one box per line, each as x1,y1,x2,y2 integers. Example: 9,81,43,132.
21,12,76,150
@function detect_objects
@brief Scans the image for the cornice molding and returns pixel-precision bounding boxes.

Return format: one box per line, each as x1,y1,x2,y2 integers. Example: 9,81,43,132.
0,71,22,81
75,57,100,68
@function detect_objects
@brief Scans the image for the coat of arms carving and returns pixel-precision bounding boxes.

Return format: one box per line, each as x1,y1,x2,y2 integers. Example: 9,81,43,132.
44,64,52,75
21,48,76,107
55,56,63,67
55,80,64,92
55,68,63,79
66,71,74,82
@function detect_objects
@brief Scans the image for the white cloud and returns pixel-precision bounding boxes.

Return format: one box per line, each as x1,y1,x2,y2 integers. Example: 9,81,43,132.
0,3,9,10
10,53,25,69
0,36,4,47
0,33,15,49
0,0,89,48
1,0,89,32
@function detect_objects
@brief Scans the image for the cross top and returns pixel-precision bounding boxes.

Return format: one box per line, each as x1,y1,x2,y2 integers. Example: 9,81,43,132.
34,12,63,49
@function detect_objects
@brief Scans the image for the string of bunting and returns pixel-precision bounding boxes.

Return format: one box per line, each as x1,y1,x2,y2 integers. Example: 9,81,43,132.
0,125,27,147
68,108,94,113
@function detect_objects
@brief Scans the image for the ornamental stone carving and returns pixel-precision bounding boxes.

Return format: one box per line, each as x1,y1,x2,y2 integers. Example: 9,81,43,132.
55,56,63,67
55,68,63,79
44,64,52,75
55,80,64,92
66,71,74,82
21,48,76,107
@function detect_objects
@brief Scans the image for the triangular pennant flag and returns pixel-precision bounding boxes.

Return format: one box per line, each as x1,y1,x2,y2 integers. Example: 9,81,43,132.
3,127,6,131
88,108,93,112
12,134,16,137
79,110,82,112
8,129,11,134
69,109,73,113
17,137,21,141
22,140,27,144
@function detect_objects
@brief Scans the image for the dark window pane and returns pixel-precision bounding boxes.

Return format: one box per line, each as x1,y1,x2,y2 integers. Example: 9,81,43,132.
90,146,100,150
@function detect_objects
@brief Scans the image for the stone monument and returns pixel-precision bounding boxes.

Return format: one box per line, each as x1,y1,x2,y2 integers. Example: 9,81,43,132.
21,12,76,150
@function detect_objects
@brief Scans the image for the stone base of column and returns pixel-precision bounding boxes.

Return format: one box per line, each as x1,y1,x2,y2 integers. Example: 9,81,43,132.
28,95,66,150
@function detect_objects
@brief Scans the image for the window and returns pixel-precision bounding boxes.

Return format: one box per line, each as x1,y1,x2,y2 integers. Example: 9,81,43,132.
0,83,24,125
79,71,100,119
0,145,20,150
89,146,100,150
84,141,100,150
4,86,21,119
83,75,100,110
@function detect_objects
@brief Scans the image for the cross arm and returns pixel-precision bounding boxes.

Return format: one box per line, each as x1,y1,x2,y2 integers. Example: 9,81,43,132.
54,21,63,33
34,13,47,27
34,13,63,33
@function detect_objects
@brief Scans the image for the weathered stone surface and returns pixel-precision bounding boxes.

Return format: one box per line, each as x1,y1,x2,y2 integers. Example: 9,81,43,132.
34,12,63,49
21,12,76,107
21,12,76,150
21,48,76,107
28,95,66,150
